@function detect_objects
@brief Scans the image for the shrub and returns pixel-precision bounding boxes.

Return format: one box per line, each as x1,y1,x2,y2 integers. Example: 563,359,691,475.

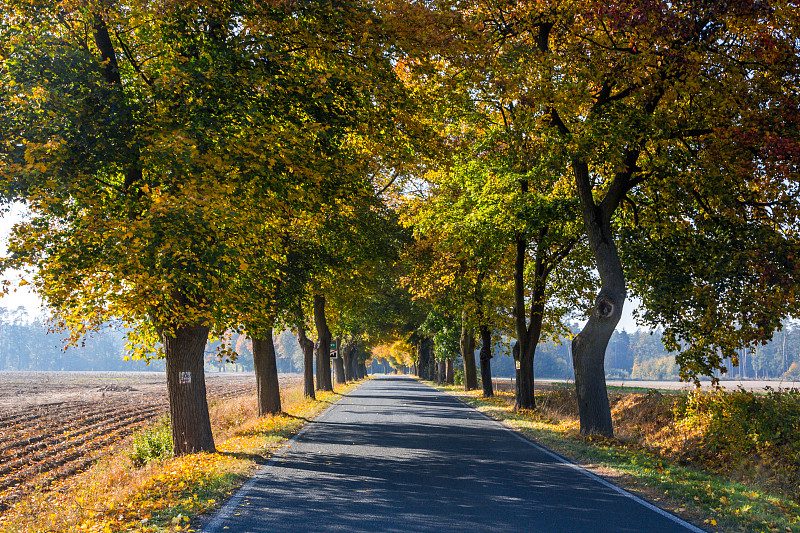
675,388,800,470
129,417,173,467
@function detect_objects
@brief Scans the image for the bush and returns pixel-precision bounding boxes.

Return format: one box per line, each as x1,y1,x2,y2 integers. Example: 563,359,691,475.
675,388,800,482
129,417,173,467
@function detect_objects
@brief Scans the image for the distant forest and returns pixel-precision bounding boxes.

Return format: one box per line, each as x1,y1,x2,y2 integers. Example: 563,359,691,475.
2,306,800,382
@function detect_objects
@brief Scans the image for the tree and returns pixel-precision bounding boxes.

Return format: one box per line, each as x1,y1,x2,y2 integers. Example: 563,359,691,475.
439,0,800,435
0,2,269,453
398,88,596,406
0,0,412,450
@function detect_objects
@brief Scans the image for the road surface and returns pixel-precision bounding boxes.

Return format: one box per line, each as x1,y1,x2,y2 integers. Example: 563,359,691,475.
201,376,704,533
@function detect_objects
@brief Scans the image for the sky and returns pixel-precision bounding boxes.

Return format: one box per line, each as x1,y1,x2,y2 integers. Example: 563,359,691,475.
0,203,644,330
0,203,40,312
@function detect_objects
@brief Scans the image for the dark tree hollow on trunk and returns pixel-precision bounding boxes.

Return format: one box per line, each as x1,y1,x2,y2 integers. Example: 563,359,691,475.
479,324,494,397
313,294,333,391
160,323,215,455
461,311,478,391
252,331,281,416
297,323,315,400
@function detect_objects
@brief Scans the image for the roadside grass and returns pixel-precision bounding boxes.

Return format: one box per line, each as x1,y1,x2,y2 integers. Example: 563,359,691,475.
0,379,364,533
435,384,800,533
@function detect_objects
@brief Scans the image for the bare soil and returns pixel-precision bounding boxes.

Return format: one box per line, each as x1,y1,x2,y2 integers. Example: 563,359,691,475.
0,371,297,513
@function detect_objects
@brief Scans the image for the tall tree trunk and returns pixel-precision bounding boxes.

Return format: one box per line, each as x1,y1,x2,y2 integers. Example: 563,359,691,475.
418,337,433,380
315,339,323,390
159,323,215,455
334,355,346,383
446,358,454,384
479,324,494,397
297,323,315,400
342,340,354,380
351,343,360,380
252,329,281,416
514,223,549,411
571,160,623,436
461,310,478,391
348,342,360,380
333,336,346,384
313,294,333,391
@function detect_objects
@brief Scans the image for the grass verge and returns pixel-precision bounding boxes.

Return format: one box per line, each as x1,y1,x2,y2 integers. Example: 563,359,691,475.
0,379,365,533
434,384,800,533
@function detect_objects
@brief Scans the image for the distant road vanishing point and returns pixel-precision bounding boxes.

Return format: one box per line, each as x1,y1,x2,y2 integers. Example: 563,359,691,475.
201,376,705,533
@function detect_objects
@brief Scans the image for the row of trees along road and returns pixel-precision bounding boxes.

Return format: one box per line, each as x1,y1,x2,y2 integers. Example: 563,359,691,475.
2,0,799,442
0,1,421,454
394,0,800,436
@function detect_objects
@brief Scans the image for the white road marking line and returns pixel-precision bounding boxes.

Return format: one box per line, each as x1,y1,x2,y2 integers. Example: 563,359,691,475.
448,391,707,533
200,390,355,533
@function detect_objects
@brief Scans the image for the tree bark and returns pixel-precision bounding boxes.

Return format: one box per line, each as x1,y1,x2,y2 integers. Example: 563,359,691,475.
159,323,215,455
571,159,623,436
418,337,434,380
461,310,478,391
479,324,494,397
446,358,454,384
342,340,354,381
313,294,333,391
297,323,315,400
333,336,346,384
358,360,367,379
252,329,281,416
315,339,322,390
514,224,548,410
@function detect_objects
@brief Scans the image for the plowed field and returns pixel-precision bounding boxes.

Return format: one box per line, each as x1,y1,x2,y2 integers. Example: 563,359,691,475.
0,371,294,512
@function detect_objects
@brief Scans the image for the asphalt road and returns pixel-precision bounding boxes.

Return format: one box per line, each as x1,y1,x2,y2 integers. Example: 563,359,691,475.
201,376,704,533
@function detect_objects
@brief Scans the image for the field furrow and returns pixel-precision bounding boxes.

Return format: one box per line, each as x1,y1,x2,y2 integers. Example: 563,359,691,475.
0,372,275,515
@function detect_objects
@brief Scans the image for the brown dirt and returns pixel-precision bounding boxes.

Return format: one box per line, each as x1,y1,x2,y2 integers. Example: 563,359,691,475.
0,371,299,514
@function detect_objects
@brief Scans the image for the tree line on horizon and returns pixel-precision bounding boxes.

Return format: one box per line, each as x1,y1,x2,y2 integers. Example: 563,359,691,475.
4,307,800,384
1,0,798,452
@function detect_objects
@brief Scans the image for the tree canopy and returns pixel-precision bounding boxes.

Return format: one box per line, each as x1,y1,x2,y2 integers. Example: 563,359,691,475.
2,0,799,439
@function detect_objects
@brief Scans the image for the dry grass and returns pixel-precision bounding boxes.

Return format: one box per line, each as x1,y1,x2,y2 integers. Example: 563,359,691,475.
506,385,799,502
0,379,364,533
